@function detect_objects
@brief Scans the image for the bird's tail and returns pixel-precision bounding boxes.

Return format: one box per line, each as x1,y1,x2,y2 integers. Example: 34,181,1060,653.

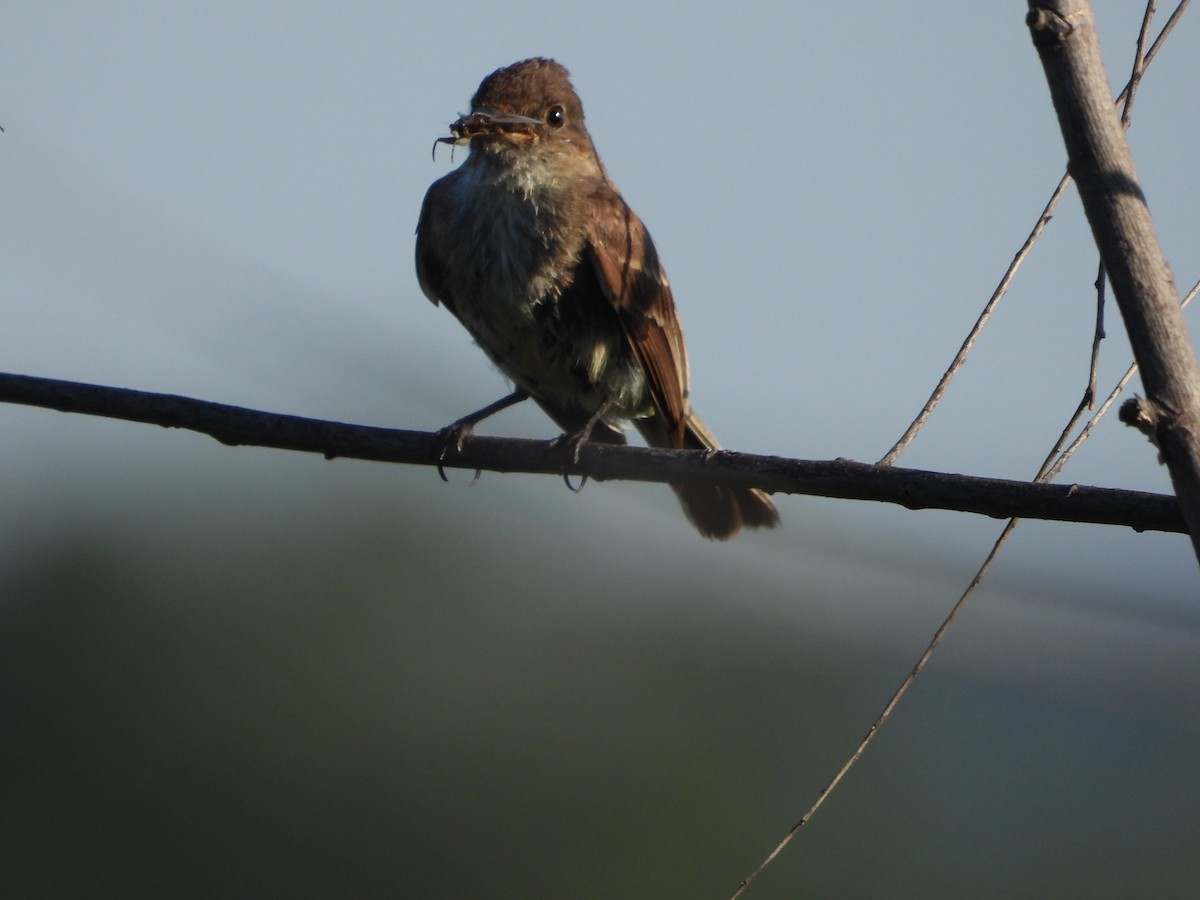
637,411,780,541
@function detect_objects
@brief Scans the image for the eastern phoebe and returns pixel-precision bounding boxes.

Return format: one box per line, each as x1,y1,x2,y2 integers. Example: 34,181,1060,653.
416,57,779,539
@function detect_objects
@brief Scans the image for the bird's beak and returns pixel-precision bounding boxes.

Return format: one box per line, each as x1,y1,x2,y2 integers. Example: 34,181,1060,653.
436,109,543,149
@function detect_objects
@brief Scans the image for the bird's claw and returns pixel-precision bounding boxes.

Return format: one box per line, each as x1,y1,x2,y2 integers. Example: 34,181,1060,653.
435,421,475,482
548,431,590,492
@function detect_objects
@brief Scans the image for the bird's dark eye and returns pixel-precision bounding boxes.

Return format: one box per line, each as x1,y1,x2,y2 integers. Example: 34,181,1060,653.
547,105,565,127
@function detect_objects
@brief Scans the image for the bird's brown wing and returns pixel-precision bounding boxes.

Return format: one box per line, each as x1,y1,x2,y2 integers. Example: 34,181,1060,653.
583,187,690,447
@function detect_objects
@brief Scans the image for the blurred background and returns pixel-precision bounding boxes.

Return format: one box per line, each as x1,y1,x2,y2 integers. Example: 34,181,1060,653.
2,3,1199,897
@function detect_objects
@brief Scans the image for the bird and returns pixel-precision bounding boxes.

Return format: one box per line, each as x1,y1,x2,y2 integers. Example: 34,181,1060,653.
415,57,779,539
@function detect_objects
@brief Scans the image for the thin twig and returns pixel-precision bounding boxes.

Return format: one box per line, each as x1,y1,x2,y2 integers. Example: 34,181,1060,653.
728,519,1020,900
1039,262,1111,475
875,175,1068,467
1124,1,1157,127
876,0,1188,468
1087,262,1107,409
1044,275,1200,482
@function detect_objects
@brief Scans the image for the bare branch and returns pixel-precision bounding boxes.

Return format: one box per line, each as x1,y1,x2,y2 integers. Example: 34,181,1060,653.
0,371,1183,534
1028,0,1200,563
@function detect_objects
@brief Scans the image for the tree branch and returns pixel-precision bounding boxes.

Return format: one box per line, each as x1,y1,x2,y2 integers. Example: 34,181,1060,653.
1028,0,1200,561
0,372,1183,534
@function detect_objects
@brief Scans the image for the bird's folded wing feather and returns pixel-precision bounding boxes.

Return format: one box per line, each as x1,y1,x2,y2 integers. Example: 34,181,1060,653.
585,190,690,445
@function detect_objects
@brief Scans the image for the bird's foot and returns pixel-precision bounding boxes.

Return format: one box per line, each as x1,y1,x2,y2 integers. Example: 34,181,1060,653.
547,429,591,492
434,420,482,483
431,389,530,482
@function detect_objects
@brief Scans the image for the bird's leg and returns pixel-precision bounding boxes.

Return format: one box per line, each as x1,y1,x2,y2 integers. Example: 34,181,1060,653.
434,388,529,481
550,394,619,491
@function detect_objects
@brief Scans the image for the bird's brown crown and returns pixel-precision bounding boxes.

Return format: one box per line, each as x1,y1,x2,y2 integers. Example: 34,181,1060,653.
470,57,585,127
